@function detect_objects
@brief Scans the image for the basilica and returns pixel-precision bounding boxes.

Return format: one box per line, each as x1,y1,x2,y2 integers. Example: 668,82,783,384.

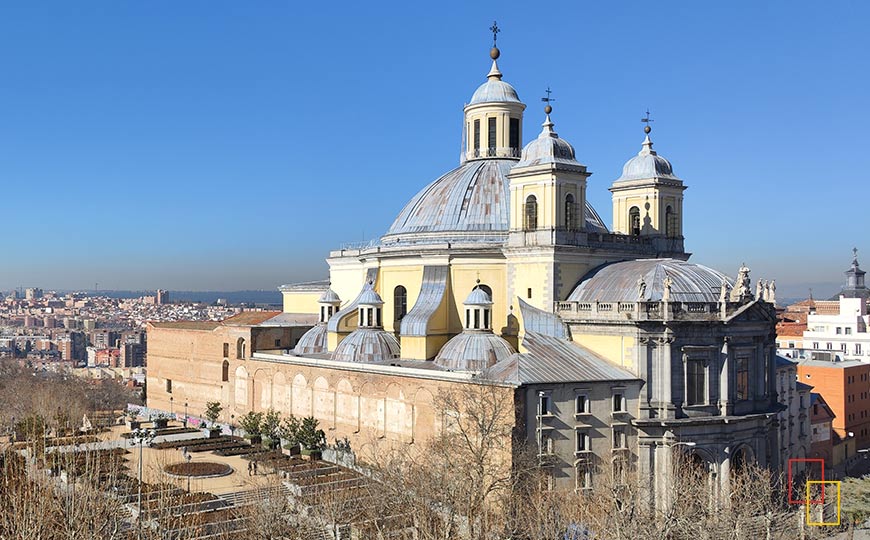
147,33,786,500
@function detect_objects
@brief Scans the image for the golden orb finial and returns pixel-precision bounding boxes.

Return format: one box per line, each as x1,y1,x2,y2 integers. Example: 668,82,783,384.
644,125,651,134
490,47,500,60
544,104,552,115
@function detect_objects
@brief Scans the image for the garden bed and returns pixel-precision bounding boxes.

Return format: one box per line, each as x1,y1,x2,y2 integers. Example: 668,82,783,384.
163,461,233,478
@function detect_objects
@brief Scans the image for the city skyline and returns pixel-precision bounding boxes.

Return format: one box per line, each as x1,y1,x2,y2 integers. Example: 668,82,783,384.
0,1,866,297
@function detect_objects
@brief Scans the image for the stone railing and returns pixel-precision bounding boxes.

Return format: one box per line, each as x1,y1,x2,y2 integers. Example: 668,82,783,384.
555,300,722,321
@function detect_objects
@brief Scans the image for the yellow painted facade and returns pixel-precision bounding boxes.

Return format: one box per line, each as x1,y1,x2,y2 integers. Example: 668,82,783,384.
573,333,637,372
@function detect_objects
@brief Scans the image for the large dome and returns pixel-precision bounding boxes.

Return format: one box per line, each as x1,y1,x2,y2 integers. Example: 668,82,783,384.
382,159,609,245
568,259,732,304
294,324,327,355
382,160,514,245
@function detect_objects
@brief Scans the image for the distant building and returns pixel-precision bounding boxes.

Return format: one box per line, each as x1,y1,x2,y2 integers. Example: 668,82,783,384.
796,356,870,449
25,287,43,301
156,289,168,305
776,356,812,471
810,393,836,467
122,342,146,368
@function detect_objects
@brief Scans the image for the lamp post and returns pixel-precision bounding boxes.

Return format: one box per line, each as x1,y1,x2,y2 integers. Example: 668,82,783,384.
182,448,192,493
169,396,174,418
183,402,188,428
129,428,156,539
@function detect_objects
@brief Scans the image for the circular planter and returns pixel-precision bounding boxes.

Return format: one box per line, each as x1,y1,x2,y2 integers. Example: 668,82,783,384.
163,461,233,479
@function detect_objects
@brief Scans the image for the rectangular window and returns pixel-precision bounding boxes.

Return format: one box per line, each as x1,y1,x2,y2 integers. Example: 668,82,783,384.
575,394,590,414
841,343,847,352
527,288,532,299
274,339,281,348
487,117,497,154
813,342,819,350
846,327,852,335
483,310,489,329
736,356,749,401
575,430,589,453
509,118,520,151
539,432,554,455
165,379,172,393
473,119,480,152
836,327,842,334
612,428,625,449
612,392,625,413
538,393,550,416
474,310,480,329
686,359,706,406
223,343,229,357
827,343,833,350
576,462,591,490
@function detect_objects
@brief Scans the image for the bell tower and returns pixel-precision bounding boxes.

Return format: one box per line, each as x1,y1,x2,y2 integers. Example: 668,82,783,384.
609,119,686,255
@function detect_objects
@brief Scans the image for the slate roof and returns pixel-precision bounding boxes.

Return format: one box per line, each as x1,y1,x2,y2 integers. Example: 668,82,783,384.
331,328,401,364
294,324,327,355
568,259,732,304
484,332,638,384
433,331,515,372
401,266,449,336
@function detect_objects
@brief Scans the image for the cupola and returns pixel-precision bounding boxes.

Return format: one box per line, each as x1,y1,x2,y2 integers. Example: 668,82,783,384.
357,282,384,328
318,287,342,323
461,22,526,163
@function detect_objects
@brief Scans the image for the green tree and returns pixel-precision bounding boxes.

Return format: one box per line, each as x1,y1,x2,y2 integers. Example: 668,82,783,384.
203,401,223,427
297,416,325,453
238,411,264,438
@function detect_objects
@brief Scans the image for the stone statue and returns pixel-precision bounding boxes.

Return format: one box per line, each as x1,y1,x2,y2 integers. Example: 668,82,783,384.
662,274,673,302
756,279,765,300
730,263,752,302
768,280,776,305
637,276,647,299
719,281,730,304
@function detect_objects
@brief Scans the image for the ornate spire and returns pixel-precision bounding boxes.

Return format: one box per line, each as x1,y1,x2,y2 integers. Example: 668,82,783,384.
639,109,656,156
485,21,503,81
539,87,557,137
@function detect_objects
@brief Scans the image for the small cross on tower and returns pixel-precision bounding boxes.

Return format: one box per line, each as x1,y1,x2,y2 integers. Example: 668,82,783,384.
490,21,500,47
541,87,555,114
641,109,654,134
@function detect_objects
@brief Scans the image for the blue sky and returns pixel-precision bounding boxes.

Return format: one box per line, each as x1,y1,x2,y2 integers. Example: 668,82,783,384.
0,1,866,298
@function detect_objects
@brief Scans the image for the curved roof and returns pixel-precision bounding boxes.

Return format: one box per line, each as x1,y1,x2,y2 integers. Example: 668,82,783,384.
331,328,400,364
464,286,493,306
382,159,514,244
382,158,609,244
294,324,328,355
433,331,515,372
470,79,521,105
567,259,732,303
318,288,341,304
616,135,679,183
516,116,583,168
357,283,384,306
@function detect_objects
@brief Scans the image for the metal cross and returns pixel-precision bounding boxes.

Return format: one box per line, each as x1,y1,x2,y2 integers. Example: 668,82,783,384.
641,109,654,125
541,87,556,104
490,21,500,46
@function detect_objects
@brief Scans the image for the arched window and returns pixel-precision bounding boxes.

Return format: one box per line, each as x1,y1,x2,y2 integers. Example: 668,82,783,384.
665,205,677,237
236,338,246,359
565,194,576,231
524,195,538,231
222,360,229,382
629,206,640,236
394,286,407,327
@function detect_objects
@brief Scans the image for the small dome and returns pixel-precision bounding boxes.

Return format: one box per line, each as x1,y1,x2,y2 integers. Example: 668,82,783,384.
516,115,583,168
616,135,678,182
331,328,400,364
568,259,732,304
464,287,493,306
294,324,327,355
470,79,521,105
357,284,384,306
434,332,516,372
318,288,341,304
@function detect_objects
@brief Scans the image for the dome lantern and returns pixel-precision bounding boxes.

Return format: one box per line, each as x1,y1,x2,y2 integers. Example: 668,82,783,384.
356,281,384,329
464,282,494,331
318,287,342,323
461,23,526,163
